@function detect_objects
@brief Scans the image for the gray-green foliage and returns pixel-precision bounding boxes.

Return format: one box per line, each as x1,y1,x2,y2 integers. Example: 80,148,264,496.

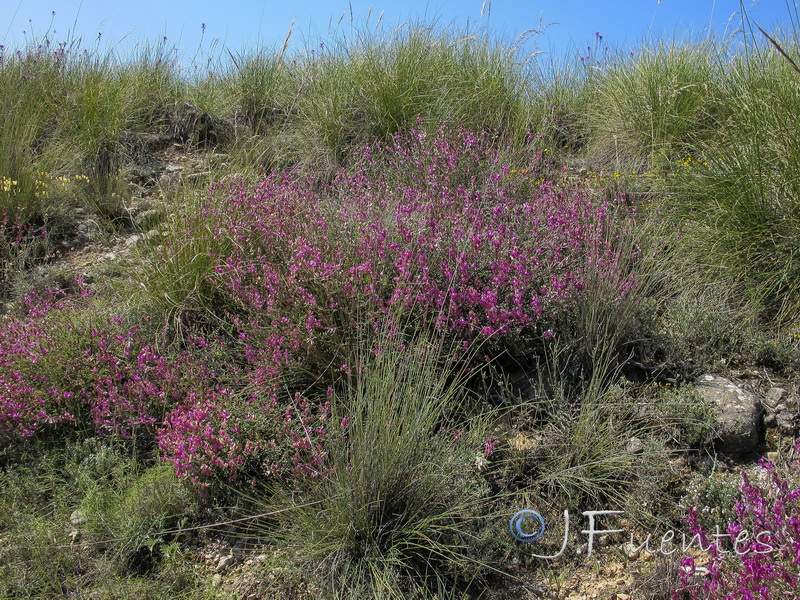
678,469,743,534
586,41,719,168
655,286,753,373
259,334,498,599
643,384,719,449
675,41,800,325
79,464,196,574
0,441,199,598
531,386,665,508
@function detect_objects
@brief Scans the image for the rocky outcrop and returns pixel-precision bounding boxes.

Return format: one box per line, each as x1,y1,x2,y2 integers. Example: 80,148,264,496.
693,374,761,454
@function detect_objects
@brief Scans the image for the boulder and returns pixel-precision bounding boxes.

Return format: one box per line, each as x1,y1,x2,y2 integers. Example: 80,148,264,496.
693,374,761,454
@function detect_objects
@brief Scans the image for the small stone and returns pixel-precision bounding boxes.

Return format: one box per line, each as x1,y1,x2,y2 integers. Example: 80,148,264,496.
767,452,780,463
621,542,640,559
67,510,83,543
216,554,235,572
211,573,222,587
765,387,788,409
626,437,645,455
67,508,86,544
69,509,85,527
617,594,631,600
776,411,796,434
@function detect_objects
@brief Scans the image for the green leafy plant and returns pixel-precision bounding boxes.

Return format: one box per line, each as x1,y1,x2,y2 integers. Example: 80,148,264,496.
79,464,197,574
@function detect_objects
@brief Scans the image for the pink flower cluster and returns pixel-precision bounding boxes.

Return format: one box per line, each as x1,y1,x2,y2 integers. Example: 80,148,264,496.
0,288,88,439
156,390,243,482
1,287,193,441
157,389,334,488
0,286,336,488
674,440,800,599
203,124,637,388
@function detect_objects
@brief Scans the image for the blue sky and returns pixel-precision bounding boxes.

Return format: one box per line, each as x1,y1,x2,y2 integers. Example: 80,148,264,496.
1,1,795,63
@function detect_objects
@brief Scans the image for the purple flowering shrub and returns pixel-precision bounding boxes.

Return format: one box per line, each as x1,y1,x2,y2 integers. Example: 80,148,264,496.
157,389,335,489
1,287,204,443
674,440,800,599
0,285,341,488
0,287,102,440
203,123,638,391
1,124,644,491
155,389,244,484
240,391,335,482
0,285,336,486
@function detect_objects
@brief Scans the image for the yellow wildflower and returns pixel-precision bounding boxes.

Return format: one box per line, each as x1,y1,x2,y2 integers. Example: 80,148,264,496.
1,177,19,193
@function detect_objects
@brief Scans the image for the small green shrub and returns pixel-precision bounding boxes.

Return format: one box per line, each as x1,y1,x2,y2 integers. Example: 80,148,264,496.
654,287,752,375
677,469,742,536
530,386,659,508
640,384,720,450
80,465,197,574
0,440,129,597
0,515,85,598
130,187,234,337
751,333,800,376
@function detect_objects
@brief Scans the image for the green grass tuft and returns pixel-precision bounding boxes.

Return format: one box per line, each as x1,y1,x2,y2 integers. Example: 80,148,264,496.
253,333,500,598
